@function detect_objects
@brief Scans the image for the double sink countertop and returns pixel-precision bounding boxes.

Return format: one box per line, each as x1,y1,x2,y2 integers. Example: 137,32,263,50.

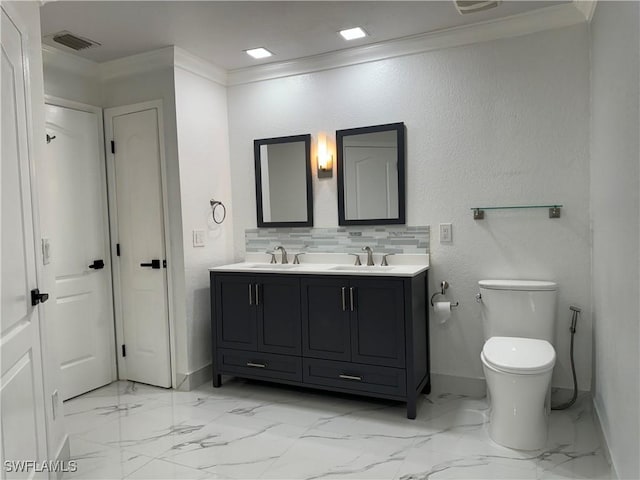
210,252,429,277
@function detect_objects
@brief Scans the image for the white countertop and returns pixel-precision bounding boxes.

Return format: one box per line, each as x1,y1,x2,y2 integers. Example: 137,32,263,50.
210,253,429,277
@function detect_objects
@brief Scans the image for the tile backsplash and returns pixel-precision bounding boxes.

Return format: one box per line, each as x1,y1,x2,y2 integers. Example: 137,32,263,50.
245,226,429,254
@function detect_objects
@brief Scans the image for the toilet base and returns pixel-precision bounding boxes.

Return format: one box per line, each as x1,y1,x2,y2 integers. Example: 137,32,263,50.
483,357,553,451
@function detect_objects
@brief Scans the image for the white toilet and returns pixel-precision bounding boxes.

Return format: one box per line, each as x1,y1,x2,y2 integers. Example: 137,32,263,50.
478,279,557,450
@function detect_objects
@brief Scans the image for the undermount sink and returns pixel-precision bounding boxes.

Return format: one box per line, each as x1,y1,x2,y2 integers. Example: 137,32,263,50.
247,263,298,269
329,265,395,272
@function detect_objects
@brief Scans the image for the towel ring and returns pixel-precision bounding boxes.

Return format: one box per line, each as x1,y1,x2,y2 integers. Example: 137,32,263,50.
210,199,226,224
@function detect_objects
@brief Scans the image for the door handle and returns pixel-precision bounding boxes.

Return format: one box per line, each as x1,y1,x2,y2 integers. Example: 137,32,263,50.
341,287,347,311
339,374,362,381
89,259,105,270
349,287,355,312
255,284,260,306
248,283,253,306
140,259,161,269
31,288,50,306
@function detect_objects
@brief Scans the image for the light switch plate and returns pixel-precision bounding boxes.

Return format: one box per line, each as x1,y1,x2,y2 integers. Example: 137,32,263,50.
193,229,206,247
439,223,453,243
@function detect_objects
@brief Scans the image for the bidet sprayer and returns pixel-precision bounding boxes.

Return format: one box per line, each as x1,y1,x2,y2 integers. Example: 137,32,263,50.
569,305,581,334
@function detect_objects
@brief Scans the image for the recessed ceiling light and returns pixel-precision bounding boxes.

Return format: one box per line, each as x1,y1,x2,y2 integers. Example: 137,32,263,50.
245,47,273,59
339,27,367,41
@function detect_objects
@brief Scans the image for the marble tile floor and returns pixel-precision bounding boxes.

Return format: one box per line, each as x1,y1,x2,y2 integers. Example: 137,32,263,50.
63,379,611,480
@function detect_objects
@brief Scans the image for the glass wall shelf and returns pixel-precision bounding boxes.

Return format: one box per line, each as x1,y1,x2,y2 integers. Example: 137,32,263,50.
470,205,562,220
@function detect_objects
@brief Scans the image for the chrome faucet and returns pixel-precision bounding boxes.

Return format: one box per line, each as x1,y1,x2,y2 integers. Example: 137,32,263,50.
275,245,288,264
362,246,374,266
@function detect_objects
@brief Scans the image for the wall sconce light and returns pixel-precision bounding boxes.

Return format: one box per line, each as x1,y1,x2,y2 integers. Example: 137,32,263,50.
317,133,333,178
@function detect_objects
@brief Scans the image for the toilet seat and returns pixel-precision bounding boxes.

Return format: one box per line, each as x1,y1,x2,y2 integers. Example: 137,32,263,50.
482,336,555,375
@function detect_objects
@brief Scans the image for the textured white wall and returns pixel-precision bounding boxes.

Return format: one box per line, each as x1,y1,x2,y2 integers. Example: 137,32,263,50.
590,2,640,478
42,50,101,106
174,67,234,375
228,25,591,390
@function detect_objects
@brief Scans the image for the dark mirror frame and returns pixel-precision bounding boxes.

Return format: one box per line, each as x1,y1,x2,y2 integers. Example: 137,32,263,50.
336,122,406,226
254,134,313,228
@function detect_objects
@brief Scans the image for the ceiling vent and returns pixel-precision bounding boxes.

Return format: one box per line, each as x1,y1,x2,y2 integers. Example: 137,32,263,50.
47,31,100,51
454,0,501,14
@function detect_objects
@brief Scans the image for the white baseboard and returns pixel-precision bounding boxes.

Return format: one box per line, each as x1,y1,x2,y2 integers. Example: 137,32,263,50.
430,373,487,397
592,399,618,479
430,374,591,403
54,435,70,480
175,364,212,391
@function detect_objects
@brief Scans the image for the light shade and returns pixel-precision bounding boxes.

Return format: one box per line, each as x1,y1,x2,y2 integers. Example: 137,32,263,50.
317,133,333,178
245,47,273,59
339,27,367,41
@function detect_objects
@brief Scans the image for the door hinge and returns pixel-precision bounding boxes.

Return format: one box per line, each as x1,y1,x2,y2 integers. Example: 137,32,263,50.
111,140,115,154
122,344,126,357
116,243,120,256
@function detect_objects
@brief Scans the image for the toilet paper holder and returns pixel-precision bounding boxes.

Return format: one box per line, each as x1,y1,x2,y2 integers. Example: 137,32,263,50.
430,281,459,307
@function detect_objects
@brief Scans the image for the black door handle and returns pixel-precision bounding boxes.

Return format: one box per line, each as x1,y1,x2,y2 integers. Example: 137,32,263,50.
89,259,105,269
140,259,161,269
31,288,49,306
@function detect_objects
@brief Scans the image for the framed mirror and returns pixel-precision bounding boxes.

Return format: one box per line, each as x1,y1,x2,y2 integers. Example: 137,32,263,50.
336,122,406,225
254,134,313,227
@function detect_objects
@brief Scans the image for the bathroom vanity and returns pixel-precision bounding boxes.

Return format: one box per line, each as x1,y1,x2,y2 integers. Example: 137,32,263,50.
209,254,429,419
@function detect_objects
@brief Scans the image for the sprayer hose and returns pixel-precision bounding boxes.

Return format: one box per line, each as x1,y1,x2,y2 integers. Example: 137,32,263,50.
551,319,578,411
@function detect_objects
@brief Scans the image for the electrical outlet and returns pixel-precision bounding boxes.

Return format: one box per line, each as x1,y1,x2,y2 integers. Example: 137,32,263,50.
193,229,206,247
439,223,453,243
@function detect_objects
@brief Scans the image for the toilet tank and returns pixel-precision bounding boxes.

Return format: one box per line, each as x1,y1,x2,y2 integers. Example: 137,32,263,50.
478,280,557,344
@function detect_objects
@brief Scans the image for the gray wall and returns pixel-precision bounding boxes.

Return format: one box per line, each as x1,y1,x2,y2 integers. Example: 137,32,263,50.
590,2,640,478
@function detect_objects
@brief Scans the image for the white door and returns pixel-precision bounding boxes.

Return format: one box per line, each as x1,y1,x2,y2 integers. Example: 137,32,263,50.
1,5,49,476
45,103,116,400
344,146,399,220
105,105,171,388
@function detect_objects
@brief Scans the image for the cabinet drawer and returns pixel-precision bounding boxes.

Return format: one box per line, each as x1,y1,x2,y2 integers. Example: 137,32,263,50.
303,358,406,397
217,349,302,382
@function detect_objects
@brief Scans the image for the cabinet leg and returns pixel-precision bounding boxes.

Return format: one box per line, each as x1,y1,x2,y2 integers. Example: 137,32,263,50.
406,397,417,420
213,373,221,388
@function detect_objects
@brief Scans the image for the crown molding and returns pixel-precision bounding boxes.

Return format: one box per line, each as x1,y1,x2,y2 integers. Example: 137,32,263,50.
99,46,174,81
227,2,586,86
173,47,227,86
41,44,99,77
574,0,597,22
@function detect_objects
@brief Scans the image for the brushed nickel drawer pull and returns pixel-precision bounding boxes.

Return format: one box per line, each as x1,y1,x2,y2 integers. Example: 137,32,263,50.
341,287,347,311
248,283,253,305
255,283,260,305
349,287,355,312
339,374,362,381
246,362,267,368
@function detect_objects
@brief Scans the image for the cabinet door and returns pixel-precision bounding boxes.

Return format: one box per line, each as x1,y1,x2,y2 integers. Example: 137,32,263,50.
301,277,351,361
214,275,257,351
350,278,405,367
256,276,301,355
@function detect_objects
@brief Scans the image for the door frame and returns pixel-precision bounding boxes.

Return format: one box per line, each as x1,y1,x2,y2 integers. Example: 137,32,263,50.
44,95,118,385
103,100,176,387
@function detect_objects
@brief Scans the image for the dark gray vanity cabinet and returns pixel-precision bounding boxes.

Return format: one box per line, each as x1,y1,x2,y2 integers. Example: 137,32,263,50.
301,278,352,361
211,270,429,419
213,274,302,385
301,277,405,368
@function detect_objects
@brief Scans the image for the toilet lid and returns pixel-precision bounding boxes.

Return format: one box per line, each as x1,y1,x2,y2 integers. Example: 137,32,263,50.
482,336,555,374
